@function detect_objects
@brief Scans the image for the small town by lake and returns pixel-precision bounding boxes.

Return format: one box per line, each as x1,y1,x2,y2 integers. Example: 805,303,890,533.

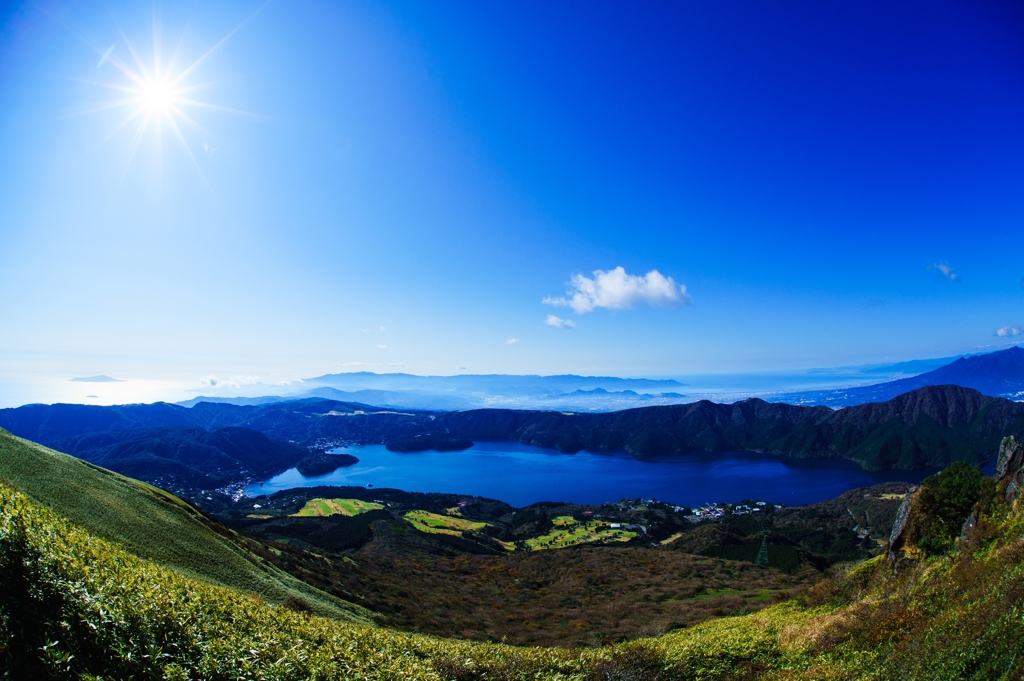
246,441,936,507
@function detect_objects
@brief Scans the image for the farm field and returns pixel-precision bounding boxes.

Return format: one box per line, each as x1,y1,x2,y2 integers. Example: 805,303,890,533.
526,515,637,550
292,497,384,517
403,510,515,551
403,510,488,534
659,531,685,545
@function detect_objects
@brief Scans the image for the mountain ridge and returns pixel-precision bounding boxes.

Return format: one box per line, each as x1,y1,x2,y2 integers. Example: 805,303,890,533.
3,384,1022,473
50,425,310,489
780,345,1024,406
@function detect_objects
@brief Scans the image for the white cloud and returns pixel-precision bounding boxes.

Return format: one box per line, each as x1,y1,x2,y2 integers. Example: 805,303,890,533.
930,262,961,282
200,375,260,389
340,361,370,367
360,328,370,333
507,338,519,344
544,266,691,314
996,325,1024,337
545,314,576,328
379,325,386,332
377,344,389,350
456,365,469,371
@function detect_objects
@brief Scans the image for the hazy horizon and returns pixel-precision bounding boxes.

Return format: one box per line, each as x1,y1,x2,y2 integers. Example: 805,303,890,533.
0,349,996,408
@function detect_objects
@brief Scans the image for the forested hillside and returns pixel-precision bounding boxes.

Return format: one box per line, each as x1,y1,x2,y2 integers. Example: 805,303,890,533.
3,384,1020,471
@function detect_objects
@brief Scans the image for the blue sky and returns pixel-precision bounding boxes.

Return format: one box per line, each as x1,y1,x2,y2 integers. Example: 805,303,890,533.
1,0,1023,406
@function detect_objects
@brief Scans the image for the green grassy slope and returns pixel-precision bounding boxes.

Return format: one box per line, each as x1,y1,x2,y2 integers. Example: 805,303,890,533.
2,428,1022,679
5,475,1021,680
0,428,371,624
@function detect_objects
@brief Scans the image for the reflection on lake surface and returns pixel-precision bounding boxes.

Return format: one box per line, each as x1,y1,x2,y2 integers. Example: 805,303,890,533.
246,441,937,507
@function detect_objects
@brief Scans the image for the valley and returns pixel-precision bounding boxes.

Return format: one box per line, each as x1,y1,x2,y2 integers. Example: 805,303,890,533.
201,478,911,645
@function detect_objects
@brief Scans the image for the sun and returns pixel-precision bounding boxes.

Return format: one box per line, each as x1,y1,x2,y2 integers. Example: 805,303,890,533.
80,18,249,185
140,77,176,116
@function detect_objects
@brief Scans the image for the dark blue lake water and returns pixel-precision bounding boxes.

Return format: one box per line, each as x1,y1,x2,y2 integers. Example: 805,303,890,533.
246,441,941,508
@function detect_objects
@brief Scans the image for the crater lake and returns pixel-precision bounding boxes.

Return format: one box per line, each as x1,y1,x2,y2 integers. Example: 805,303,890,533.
245,441,945,507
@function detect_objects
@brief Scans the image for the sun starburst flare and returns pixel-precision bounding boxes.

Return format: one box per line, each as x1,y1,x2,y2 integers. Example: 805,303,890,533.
77,16,255,187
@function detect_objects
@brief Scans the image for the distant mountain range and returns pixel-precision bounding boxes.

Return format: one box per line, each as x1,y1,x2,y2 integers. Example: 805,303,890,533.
305,371,686,393
178,373,690,411
778,346,1024,407
171,348,1022,413
3,384,1022,478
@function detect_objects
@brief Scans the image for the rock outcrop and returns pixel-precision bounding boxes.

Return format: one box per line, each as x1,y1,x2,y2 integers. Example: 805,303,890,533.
891,435,1024,564
887,487,923,564
958,508,978,547
996,435,1024,503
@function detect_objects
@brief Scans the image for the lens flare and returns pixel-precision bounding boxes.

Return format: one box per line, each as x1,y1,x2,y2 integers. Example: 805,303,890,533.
76,16,253,187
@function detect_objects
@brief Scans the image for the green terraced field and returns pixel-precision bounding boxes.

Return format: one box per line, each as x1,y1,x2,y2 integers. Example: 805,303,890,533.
403,510,489,534
403,510,515,550
526,515,637,550
292,497,384,517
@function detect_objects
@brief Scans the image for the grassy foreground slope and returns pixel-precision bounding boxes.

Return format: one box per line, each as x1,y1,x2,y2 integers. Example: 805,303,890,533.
0,429,371,624
2,429,1023,679
3,476,1022,680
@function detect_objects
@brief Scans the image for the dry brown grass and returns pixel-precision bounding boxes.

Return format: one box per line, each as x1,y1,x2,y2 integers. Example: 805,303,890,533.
253,540,813,646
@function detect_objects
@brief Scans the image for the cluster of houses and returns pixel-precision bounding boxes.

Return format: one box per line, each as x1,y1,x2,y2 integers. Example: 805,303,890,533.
309,437,358,452
687,500,783,522
215,481,249,503
689,503,726,521
732,501,769,515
